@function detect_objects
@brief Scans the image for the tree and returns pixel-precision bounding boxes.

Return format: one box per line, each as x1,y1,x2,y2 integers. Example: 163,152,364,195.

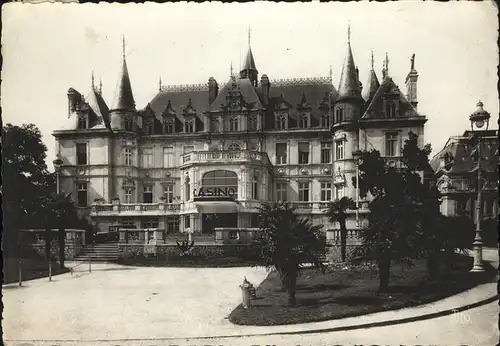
325,197,356,262
353,131,442,291
253,202,326,306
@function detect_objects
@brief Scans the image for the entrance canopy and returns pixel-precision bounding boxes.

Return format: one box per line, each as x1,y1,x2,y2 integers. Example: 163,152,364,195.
194,201,239,214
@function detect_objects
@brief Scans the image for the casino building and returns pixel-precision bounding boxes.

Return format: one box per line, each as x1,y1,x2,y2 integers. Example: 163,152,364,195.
53,28,427,242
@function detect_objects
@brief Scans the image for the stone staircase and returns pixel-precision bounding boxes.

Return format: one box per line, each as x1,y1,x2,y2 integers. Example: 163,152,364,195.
73,242,120,262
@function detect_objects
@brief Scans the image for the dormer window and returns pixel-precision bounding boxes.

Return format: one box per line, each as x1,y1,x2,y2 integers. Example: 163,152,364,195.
229,116,239,131
144,120,153,135
386,102,397,118
248,115,258,131
298,114,309,129
321,114,330,128
335,107,344,123
77,115,87,129
275,114,287,130
164,119,174,134
211,118,220,132
124,116,133,131
185,119,194,133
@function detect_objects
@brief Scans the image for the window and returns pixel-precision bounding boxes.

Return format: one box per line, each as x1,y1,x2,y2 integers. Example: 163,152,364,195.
211,118,220,132
456,197,467,216
163,147,174,168
124,147,133,166
124,188,133,203
163,184,174,203
201,170,238,199
335,107,344,123
78,116,87,129
166,216,180,234
229,117,239,131
248,115,258,131
276,143,287,164
185,119,194,133
276,182,287,201
228,143,241,151
335,186,344,200
142,219,159,229
385,133,398,157
185,179,191,201
184,215,191,229
164,120,174,134
144,120,153,135
77,182,88,207
386,102,397,118
484,197,495,217
143,185,153,204
298,182,310,202
124,117,133,131
76,143,87,165
321,114,330,128
320,182,332,201
298,142,310,164
298,114,308,128
276,114,286,130
251,175,258,199
335,141,344,160
142,148,153,168
321,142,332,164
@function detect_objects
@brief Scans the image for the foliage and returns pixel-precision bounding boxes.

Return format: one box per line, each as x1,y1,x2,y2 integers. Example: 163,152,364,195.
352,131,444,290
253,202,326,306
325,197,356,262
176,240,195,256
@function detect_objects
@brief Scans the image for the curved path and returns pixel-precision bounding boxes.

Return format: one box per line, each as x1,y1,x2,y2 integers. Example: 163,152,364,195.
4,249,498,345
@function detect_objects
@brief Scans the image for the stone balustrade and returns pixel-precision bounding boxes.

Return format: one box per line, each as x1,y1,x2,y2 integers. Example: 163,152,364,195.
91,203,181,216
214,227,259,243
181,150,271,166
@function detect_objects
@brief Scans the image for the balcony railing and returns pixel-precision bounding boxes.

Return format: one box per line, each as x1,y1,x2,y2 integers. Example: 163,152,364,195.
181,150,270,166
91,203,181,215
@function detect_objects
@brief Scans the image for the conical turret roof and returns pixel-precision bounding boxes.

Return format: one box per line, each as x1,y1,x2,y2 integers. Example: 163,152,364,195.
337,37,362,100
112,41,136,111
363,52,380,101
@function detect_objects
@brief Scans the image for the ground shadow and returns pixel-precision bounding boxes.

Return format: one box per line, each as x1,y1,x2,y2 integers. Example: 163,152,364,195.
298,283,347,293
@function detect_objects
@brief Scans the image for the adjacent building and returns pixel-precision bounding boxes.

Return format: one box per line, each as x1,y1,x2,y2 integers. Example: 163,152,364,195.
53,29,427,240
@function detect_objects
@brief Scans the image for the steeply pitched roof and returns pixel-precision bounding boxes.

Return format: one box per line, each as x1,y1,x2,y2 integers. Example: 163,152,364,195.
363,69,380,101
242,47,257,72
337,42,362,100
86,88,111,130
148,84,209,120
112,57,136,111
362,76,420,119
209,78,262,112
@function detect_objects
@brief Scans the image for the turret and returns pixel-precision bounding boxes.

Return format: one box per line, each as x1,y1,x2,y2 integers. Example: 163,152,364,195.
109,36,137,131
363,51,380,102
405,53,418,109
239,28,258,87
260,74,270,103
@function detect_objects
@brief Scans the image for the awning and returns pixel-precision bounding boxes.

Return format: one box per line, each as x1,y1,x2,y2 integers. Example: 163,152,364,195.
194,201,239,214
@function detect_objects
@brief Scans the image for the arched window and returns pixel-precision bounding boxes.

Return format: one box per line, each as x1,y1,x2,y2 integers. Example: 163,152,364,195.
228,143,241,151
321,114,330,128
298,114,308,128
335,107,344,123
185,119,194,133
251,174,258,199
275,114,286,130
248,115,258,131
164,119,174,134
144,120,153,135
124,117,133,131
211,118,220,132
201,170,238,199
229,117,239,131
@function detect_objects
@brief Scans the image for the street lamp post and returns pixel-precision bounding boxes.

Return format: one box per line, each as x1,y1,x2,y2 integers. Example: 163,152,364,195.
51,155,63,281
469,101,490,273
352,149,363,228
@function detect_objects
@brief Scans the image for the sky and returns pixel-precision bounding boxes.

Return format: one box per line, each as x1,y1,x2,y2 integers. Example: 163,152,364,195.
2,1,498,171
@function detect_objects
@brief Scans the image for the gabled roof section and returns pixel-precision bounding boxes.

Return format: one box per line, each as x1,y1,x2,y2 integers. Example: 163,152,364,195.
86,88,111,130
209,78,262,112
147,83,209,120
363,69,380,102
362,76,421,119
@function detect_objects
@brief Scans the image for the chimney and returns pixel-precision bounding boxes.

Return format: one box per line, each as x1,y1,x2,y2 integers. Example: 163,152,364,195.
405,54,418,109
208,77,218,105
67,88,81,116
260,74,270,104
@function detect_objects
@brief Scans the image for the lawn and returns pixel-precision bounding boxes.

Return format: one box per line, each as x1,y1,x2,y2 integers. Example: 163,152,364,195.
3,257,69,284
229,254,496,326
118,255,260,268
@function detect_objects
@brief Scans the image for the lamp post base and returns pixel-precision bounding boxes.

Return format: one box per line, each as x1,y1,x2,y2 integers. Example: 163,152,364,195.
470,245,485,272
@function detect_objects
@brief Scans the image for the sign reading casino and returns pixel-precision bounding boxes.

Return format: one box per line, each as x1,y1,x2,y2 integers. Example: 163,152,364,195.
193,187,236,198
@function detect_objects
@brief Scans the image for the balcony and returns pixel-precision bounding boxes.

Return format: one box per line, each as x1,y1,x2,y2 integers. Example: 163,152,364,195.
181,150,271,166
91,203,181,216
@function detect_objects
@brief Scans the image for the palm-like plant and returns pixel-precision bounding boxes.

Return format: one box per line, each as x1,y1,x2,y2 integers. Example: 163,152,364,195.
325,197,356,262
253,202,326,306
